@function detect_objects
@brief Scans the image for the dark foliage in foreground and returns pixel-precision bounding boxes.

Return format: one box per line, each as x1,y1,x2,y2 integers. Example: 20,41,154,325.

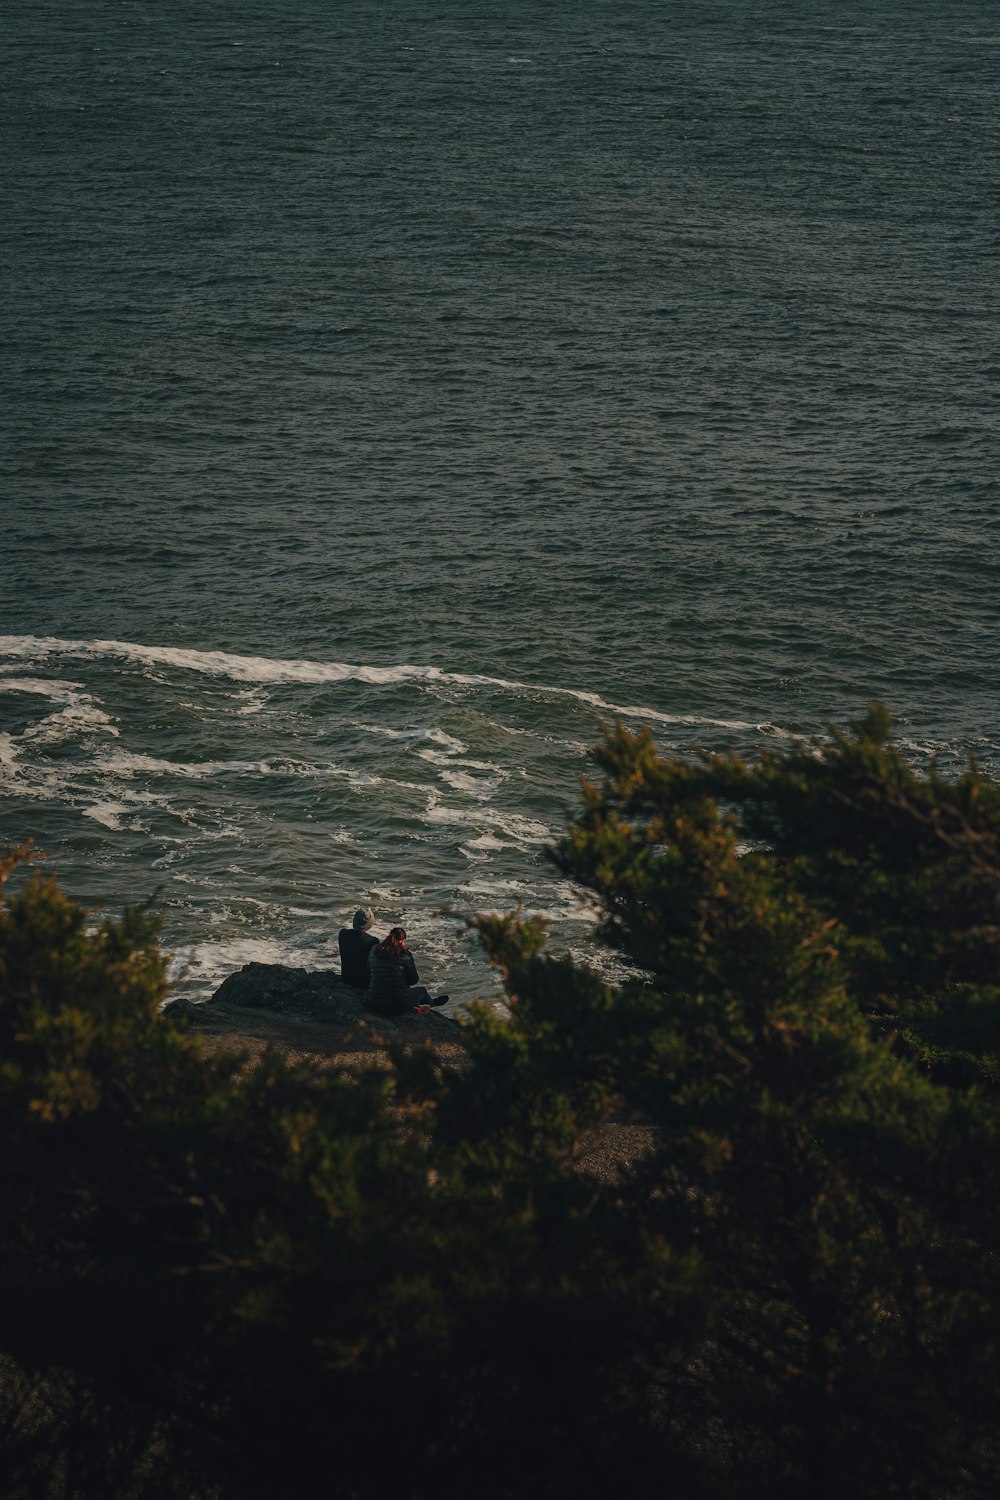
1,707,998,1500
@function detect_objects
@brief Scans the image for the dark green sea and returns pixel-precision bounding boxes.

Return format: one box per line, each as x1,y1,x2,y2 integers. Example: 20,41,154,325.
2,0,997,1003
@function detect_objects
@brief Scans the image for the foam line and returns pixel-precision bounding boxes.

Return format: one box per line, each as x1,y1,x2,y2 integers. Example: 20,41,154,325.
0,675,118,742
0,634,767,734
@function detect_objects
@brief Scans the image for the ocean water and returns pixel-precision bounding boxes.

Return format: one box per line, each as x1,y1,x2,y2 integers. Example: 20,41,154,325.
2,1,997,1005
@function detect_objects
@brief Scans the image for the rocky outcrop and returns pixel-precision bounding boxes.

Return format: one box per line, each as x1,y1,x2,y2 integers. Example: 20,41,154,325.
162,961,463,1042
162,965,651,1183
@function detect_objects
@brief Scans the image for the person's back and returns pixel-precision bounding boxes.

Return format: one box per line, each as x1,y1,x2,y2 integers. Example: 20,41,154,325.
339,908,378,989
363,926,448,1015
364,929,419,1015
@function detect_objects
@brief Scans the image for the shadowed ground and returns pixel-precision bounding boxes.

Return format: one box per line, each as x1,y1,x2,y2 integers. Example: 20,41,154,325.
162,962,653,1183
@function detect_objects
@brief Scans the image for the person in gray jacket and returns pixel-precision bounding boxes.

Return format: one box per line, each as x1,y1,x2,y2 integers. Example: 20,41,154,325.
338,908,379,990
364,927,448,1015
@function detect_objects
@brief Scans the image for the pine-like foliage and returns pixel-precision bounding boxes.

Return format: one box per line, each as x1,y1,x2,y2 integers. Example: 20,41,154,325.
1,708,998,1500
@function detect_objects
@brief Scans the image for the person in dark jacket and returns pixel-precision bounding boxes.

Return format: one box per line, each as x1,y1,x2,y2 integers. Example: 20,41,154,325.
338,908,379,989
364,927,448,1015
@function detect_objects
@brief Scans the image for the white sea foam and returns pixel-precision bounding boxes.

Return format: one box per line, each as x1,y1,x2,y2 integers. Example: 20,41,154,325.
82,801,130,830
425,802,553,844
459,843,491,863
88,748,381,783
0,676,86,700
167,935,327,999
456,870,603,925
26,706,117,745
0,634,768,734
0,675,118,746
566,944,635,986
460,876,528,897
426,727,467,751
92,749,255,779
232,686,271,715
415,748,502,774
459,829,525,862
353,722,467,754
438,768,503,798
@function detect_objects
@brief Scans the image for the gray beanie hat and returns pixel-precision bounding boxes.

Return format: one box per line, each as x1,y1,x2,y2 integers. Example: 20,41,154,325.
353,907,374,932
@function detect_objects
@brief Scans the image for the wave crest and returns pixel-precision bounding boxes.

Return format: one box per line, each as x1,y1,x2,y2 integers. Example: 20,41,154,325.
0,634,766,734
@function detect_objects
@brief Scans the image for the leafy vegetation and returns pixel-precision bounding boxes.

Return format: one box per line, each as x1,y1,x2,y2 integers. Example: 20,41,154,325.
1,708,998,1499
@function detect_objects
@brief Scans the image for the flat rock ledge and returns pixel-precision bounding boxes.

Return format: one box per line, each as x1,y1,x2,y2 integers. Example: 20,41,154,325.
162,961,464,1068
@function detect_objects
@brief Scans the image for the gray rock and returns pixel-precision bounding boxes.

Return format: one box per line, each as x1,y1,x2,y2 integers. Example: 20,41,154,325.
162,962,462,1037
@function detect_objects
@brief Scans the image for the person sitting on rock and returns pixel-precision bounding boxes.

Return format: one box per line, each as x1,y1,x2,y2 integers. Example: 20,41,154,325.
338,908,380,990
364,926,448,1016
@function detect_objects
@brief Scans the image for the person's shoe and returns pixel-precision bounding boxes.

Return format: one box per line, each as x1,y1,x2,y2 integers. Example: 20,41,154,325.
410,1003,431,1014
430,994,449,1007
